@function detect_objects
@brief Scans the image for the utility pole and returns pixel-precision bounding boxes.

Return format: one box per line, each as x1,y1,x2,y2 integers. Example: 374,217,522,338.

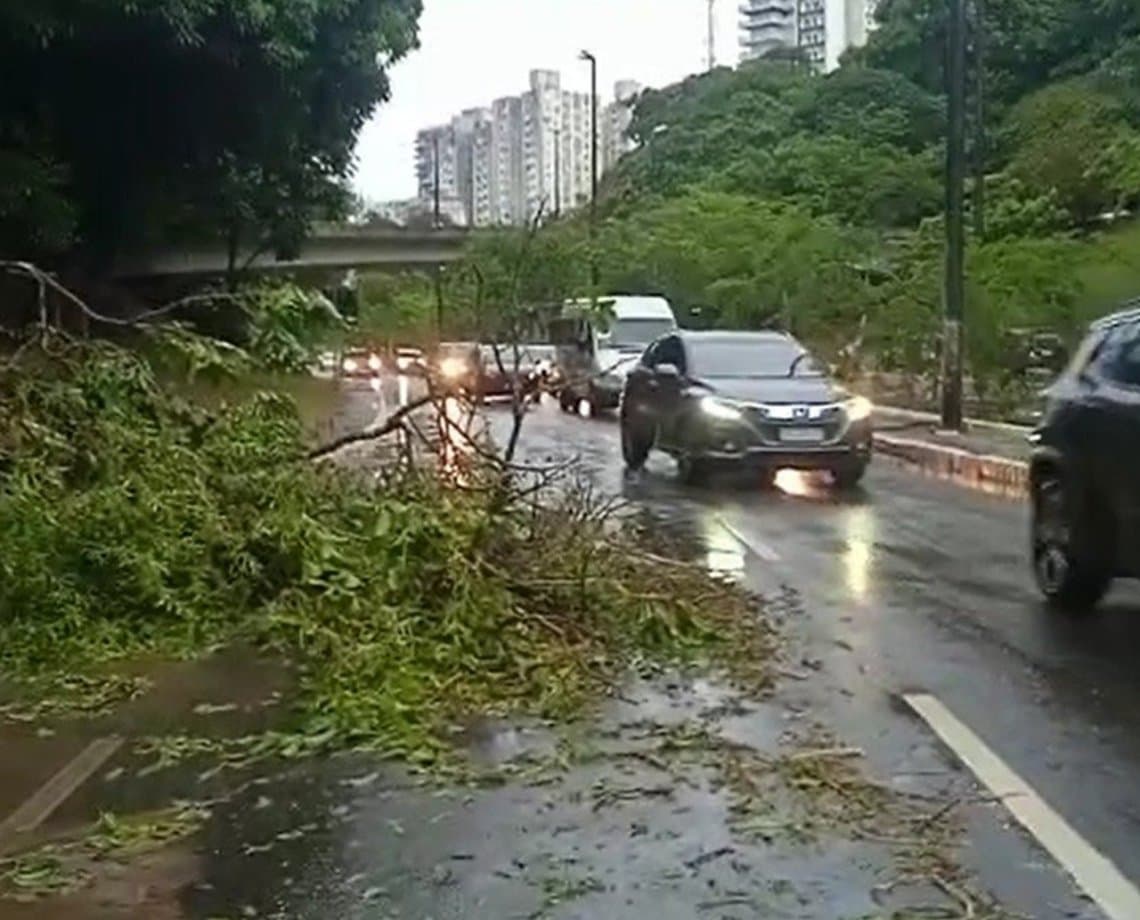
942,0,968,431
707,0,717,70
432,133,441,229
580,49,599,288
432,131,443,335
553,125,562,217
972,0,986,240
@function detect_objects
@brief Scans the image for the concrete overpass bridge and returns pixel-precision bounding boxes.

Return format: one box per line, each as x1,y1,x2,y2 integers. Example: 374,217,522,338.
113,226,471,280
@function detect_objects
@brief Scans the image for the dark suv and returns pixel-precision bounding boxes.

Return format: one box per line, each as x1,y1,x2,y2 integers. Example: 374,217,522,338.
1030,306,1140,608
620,330,873,486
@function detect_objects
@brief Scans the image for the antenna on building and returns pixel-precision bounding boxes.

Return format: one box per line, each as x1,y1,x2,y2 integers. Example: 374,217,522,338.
706,0,717,69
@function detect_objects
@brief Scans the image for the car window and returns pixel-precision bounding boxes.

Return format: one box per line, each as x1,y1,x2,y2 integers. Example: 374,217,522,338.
654,336,685,373
687,339,821,378
1102,322,1140,387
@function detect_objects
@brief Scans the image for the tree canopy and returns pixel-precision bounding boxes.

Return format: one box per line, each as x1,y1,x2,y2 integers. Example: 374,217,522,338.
0,0,423,269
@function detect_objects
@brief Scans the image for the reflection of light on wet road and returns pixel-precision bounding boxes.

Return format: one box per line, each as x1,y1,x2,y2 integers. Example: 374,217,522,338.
700,511,745,579
397,375,409,407
774,469,832,499
773,469,810,496
843,507,874,601
437,396,480,483
578,400,591,418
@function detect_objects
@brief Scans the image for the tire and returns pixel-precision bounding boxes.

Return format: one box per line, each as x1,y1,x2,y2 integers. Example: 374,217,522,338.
559,388,578,413
677,455,709,487
620,409,652,471
832,463,867,490
1031,473,1111,611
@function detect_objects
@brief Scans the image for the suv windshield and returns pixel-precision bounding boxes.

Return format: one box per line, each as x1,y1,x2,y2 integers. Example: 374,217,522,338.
688,340,823,378
601,318,676,350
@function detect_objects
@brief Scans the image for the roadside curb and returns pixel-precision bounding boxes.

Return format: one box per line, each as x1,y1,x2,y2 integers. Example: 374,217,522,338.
873,432,1029,497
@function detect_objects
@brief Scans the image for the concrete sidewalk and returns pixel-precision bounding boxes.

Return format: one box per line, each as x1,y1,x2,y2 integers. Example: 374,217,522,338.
873,406,1032,497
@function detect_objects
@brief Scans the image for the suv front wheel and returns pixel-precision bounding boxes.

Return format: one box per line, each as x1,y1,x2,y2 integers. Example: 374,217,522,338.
1031,474,1110,610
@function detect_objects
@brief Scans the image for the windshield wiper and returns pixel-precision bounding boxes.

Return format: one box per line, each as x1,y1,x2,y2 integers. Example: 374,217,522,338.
787,353,808,377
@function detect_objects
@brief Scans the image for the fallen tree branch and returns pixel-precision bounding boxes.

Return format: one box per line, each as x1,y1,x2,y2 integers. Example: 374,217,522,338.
307,394,433,460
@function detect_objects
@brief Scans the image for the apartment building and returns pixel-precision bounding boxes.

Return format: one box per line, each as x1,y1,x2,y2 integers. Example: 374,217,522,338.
602,80,642,175
415,69,639,227
740,0,879,72
739,0,798,62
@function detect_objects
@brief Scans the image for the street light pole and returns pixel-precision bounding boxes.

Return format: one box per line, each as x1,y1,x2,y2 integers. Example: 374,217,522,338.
942,0,968,432
580,49,599,288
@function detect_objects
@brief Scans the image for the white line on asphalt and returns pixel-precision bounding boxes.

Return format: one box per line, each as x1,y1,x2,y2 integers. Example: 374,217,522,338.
0,736,123,841
716,515,781,563
905,693,1140,920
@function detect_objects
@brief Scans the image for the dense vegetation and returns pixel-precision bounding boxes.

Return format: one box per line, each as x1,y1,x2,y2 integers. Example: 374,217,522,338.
0,0,423,271
501,1,1140,409
0,330,771,758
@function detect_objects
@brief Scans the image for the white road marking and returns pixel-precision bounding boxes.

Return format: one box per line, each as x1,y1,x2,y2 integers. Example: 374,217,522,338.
905,693,1140,920
0,736,123,841
716,515,781,563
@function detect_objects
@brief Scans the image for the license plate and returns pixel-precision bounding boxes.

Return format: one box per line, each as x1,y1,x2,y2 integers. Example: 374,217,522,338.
779,427,825,443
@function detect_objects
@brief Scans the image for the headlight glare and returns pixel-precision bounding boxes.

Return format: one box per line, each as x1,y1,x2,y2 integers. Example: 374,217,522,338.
846,396,873,422
440,356,468,379
700,397,743,422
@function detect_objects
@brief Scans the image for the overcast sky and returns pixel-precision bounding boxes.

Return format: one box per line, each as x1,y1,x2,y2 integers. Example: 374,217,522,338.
352,0,739,202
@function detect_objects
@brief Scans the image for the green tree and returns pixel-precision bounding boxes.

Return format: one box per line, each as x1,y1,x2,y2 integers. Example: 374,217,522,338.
0,0,423,270
758,135,942,228
1002,78,1132,222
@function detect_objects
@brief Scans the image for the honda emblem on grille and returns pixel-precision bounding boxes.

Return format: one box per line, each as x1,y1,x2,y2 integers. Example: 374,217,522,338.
793,406,809,420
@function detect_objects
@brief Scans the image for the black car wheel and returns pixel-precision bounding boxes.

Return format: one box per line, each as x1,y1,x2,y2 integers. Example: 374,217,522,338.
1031,474,1110,611
832,463,867,490
620,408,653,471
559,388,578,413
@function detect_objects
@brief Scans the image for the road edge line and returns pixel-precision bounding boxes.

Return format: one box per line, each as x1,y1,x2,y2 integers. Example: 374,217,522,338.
0,736,123,842
904,693,1140,920
716,515,781,563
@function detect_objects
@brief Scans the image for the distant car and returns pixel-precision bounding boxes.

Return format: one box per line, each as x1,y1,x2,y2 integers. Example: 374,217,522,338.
394,346,426,375
620,330,873,487
552,295,679,415
340,347,383,378
1029,306,1140,609
432,342,481,392
478,344,548,400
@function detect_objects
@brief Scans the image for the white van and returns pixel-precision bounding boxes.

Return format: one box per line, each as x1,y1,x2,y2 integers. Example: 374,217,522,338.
550,295,678,414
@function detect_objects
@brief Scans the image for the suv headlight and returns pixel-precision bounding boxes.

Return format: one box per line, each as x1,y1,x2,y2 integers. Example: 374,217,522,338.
700,397,743,422
845,396,873,422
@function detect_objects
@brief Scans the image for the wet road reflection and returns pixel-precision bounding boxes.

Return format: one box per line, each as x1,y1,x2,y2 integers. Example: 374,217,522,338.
698,511,745,580
843,506,875,602
487,397,1140,901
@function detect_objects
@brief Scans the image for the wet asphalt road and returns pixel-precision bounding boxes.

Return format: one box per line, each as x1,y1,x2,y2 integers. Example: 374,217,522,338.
491,398,1140,916
8,385,1140,919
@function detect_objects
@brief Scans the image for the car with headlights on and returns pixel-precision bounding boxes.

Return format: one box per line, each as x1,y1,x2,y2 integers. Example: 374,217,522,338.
394,345,426,375
339,346,383,378
431,342,481,392
620,330,873,487
478,344,555,400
